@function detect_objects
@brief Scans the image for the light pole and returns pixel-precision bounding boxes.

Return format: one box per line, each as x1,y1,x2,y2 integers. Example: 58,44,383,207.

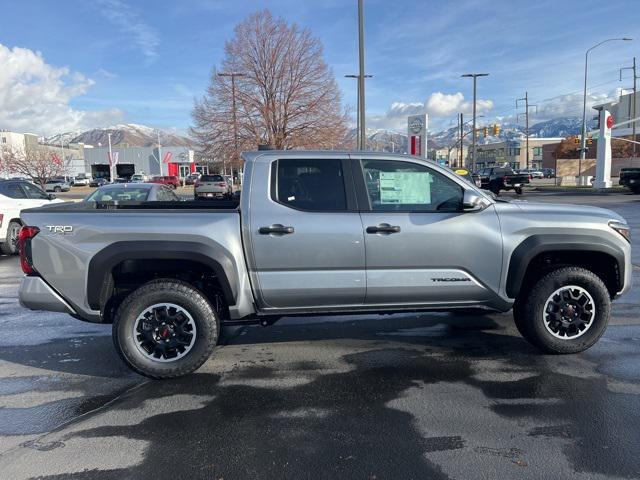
579,37,632,178
345,74,372,149
218,72,245,176
462,73,489,171
357,0,366,150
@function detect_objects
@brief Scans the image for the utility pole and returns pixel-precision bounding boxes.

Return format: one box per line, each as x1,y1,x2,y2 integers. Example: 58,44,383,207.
218,72,245,176
345,74,373,149
357,0,366,150
157,130,163,176
516,92,537,170
620,57,638,163
107,132,113,183
461,73,489,171
459,113,464,168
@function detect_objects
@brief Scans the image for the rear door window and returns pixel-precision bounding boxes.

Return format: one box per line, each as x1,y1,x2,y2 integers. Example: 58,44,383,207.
0,182,27,199
273,158,347,211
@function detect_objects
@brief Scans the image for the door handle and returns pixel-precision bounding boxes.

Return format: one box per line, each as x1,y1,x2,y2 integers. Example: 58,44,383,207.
259,224,295,235
366,223,401,234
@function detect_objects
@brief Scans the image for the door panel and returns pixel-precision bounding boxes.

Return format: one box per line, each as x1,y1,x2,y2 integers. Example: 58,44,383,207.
361,209,502,304
248,157,365,309
355,158,503,306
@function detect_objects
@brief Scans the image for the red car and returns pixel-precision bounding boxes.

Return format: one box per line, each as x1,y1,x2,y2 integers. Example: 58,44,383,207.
147,176,180,189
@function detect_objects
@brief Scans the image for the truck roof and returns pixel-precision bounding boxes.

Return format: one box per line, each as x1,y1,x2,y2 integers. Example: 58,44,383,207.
241,150,437,163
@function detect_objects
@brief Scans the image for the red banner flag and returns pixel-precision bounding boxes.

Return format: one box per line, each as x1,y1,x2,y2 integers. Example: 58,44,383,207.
162,152,173,164
52,154,62,165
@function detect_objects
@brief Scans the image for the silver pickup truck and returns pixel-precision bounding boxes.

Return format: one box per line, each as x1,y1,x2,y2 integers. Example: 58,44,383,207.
18,151,632,379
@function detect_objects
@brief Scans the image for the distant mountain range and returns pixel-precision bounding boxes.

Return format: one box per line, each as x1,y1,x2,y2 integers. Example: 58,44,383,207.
41,116,595,153
44,124,191,148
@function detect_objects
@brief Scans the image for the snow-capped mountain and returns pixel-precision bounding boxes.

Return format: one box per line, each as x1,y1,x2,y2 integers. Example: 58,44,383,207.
44,124,191,148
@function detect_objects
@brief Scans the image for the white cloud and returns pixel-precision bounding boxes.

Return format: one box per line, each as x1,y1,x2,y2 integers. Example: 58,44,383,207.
96,0,160,62
0,44,123,135
368,92,494,131
534,89,622,122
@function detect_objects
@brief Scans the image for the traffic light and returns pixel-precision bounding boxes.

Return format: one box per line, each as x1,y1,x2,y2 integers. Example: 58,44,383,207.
573,136,580,144
492,124,500,136
483,127,489,137
587,138,593,145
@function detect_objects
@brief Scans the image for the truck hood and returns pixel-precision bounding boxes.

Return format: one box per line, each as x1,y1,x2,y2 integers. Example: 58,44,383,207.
498,200,627,224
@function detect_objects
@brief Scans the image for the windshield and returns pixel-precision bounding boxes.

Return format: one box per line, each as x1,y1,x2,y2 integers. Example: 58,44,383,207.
85,187,150,202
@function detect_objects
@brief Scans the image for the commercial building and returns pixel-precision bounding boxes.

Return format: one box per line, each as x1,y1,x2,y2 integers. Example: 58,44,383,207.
83,145,196,179
1,130,87,178
475,137,563,170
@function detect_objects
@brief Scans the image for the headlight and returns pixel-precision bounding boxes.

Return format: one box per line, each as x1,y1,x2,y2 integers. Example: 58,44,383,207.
609,221,631,243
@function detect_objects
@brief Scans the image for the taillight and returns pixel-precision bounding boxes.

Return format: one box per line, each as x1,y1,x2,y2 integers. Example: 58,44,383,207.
194,180,200,187
0,214,3,229
217,182,227,187
18,226,40,275
502,176,509,184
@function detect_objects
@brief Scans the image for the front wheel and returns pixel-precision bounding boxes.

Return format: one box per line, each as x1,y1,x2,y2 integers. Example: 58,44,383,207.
515,187,523,195
54,186,62,192
513,267,610,354
113,279,219,379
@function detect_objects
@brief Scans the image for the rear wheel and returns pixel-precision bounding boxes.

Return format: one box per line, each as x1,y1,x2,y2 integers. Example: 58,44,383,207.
1,220,21,255
513,267,610,354
54,186,62,192
113,279,219,379
631,186,640,194
515,187,523,195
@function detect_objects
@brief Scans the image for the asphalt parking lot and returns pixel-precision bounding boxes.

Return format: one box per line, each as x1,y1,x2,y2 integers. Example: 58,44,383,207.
0,191,639,479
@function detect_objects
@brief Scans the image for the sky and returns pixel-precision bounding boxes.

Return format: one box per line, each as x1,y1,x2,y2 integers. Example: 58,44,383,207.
0,0,639,136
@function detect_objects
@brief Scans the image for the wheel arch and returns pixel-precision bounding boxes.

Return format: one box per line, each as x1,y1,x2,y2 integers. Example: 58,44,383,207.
506,234,625,299
87,241,238,313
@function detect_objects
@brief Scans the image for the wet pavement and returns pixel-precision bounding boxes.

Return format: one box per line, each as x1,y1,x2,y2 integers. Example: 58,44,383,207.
0,191,638,479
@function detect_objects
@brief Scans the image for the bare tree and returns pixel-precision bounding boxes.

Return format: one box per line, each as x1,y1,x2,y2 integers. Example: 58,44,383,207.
191,10,349,167
1,146,71,189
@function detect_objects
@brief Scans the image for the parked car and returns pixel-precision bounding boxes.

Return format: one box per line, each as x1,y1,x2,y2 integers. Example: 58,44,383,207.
0,179,62,255
476,167,530,195
542,168,556,178
184,173,201,185
73,176,91,187
619,168,640,194
148,175,180,189
130,174,147,183
89,178,110,188
194,174,233,199
18,151,632,379
44,179,71,192
84,183,181,202
519,168,544,179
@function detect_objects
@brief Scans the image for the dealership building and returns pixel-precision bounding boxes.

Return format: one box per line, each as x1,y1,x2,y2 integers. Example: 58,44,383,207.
83,145,197,179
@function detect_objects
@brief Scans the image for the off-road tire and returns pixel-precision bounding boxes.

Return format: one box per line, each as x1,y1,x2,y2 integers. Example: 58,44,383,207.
113,279,219,379
1,220,21,255
513,267,610,354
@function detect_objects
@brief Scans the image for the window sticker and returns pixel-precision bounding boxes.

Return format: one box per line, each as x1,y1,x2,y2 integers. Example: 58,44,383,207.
379,171,431,204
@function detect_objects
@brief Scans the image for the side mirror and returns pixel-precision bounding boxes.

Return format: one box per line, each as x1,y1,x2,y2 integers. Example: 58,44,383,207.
462,190,486,212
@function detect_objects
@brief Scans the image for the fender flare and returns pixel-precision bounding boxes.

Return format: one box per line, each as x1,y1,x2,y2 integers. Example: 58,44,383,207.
87,241,238,310
505,234,625,298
